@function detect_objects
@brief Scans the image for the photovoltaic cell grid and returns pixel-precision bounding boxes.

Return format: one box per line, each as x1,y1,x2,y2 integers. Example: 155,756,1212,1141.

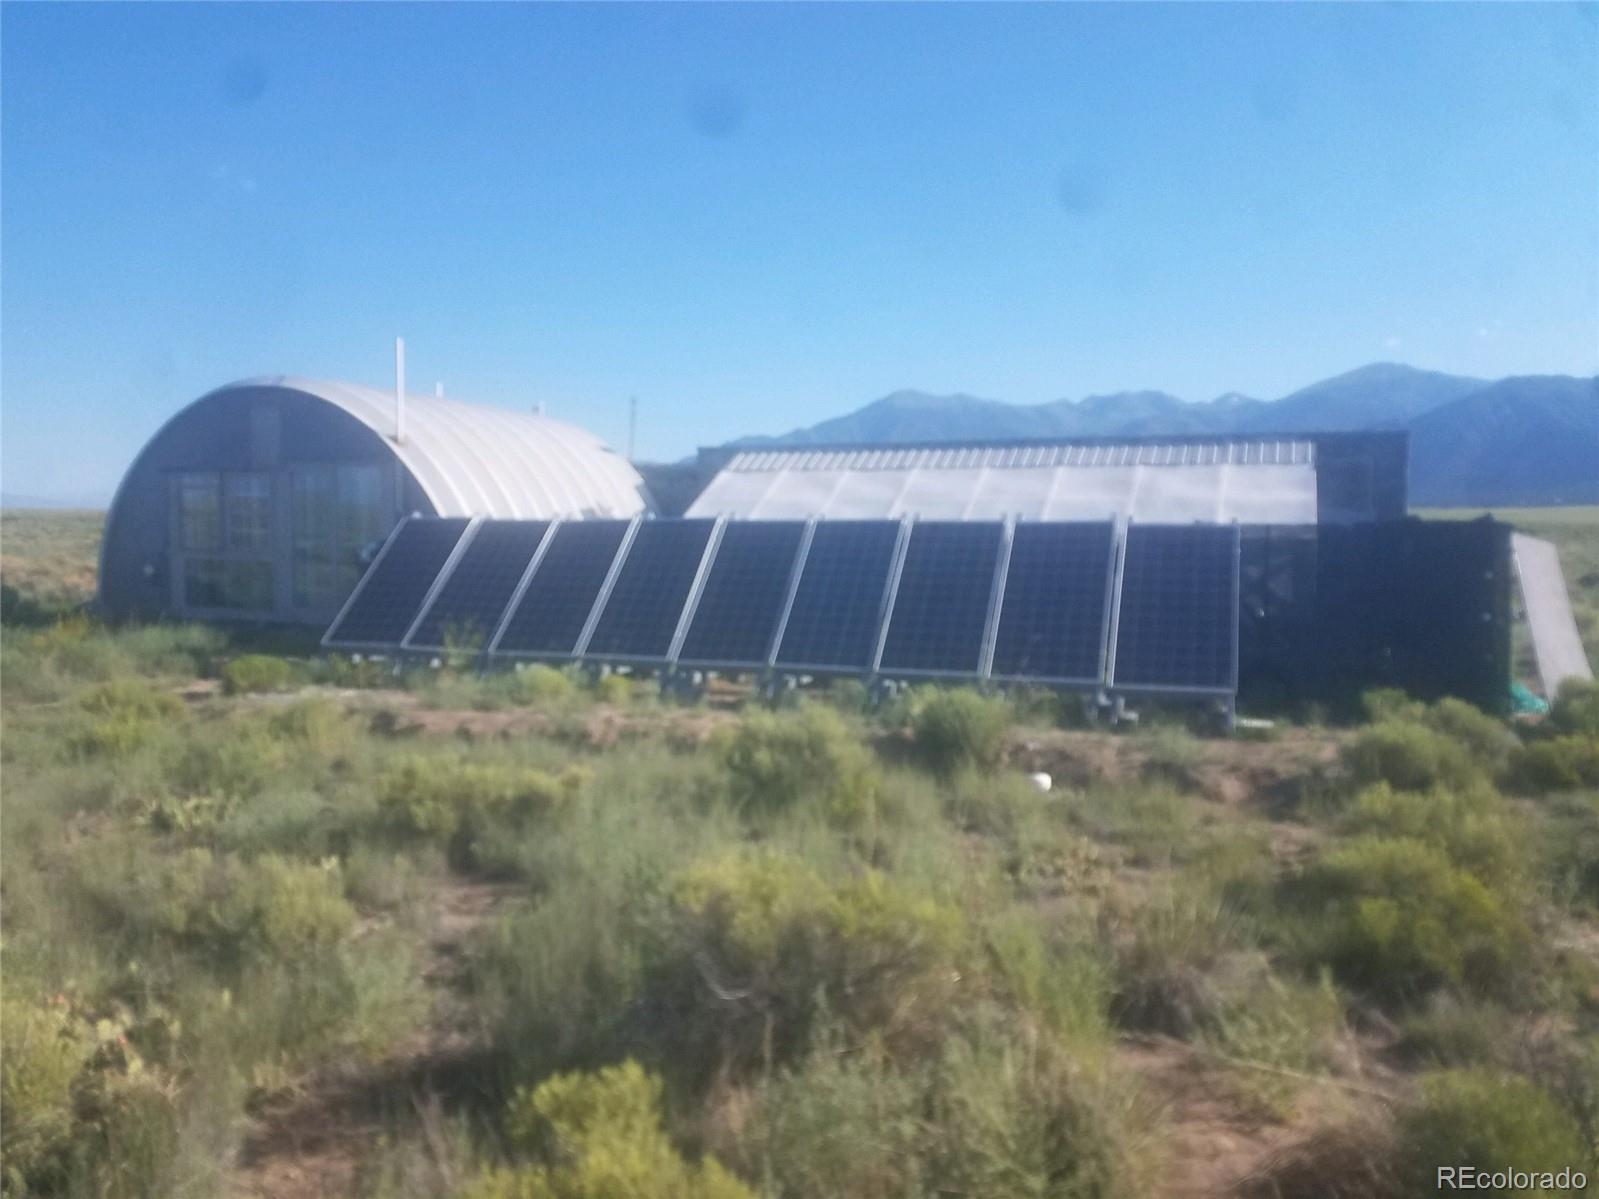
324,518,472,648
1112,525,1239,690
405,521,550,650
585,519,717,660
991,522,1115,682
774,521,901,671
494,520,631,656
878,522,1004,675
677,521,806,666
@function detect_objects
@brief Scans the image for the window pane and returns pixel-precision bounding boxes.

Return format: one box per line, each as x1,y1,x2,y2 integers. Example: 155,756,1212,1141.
292,467,337,607
184,558,225,607
178,474,220,551
224,561,274,610
225,474,272,552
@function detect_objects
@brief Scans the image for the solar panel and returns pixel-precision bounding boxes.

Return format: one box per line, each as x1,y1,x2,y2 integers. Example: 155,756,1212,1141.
404,520,550,651
773,521,901,672
493,520,631,657
584,519,717,660
990,522,1115,683
1112,524,1239,691
323,517,473,648
676,521,807,667
878,522,1004,676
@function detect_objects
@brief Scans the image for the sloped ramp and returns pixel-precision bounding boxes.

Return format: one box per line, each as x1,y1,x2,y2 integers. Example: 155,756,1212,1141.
1512,532,1593,697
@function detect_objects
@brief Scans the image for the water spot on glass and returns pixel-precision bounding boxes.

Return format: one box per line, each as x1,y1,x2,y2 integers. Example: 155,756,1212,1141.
1055,162,1107,217
222,56,268,107
687,87,745,139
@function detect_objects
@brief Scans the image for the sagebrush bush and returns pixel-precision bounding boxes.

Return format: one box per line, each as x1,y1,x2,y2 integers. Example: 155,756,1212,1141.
593,672,636,705
1360,687,1424,724
0,996,92,1188
1423,698,1520,774
1541,793,1599,909
664,852,965,1074
1550,678,1599,738
1342,721,1487,793
926,1007,1144,1199
719,704,879,828
79,678,184,722
221,654,297,695
1507,736,1599,793
911,688,1011,773
1340,782,1527,891
1106,887,1242,1036
506,664,576,705
1286,836,1532,1001
1396,1069,1594,1193
378,756,582,862
462,1061,753,1199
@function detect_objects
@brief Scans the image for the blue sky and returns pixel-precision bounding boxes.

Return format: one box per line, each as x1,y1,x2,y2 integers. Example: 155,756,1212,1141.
3,2,1595,499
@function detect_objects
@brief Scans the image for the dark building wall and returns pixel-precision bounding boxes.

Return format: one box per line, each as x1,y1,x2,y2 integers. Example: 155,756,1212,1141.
100,385,431,623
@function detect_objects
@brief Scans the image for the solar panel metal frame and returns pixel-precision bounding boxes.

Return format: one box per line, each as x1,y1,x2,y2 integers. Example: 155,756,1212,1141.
874,519,1008,680
580,518,725,666
986,520,1120,688
488,516,642,662
321,515,478,652
771,519,909,677
1105,522,1241,696
401,520,555,654
675,519,809,672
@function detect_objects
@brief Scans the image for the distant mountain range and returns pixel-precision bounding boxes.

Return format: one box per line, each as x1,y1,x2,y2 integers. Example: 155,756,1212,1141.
727,364,1599,507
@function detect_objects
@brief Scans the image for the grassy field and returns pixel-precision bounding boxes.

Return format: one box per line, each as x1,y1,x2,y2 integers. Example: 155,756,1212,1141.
3,507,1599,1198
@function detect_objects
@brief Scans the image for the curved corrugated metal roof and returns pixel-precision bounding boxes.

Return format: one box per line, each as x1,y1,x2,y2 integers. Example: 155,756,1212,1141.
225,376,650,519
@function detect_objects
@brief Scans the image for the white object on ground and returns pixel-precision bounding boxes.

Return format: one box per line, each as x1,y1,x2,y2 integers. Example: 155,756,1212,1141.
1027,772,1053,794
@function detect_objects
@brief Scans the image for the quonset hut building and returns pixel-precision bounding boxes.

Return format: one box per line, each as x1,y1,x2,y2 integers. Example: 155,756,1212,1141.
97,378,650,625
103,376,1590,714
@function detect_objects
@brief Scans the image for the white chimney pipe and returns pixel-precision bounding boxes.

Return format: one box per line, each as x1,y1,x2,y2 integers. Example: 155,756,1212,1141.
435,381,444,399
394,337,406,444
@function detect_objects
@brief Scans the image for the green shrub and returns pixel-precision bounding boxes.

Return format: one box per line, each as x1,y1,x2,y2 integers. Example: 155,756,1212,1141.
79,679,184,722
911,688,1011,773
665,852,965,1074
463,1061,753,1199
1361,687,1424,724
1541,793,1599,909
1106,887,1242,1036
0,996,92,1188
594,673,635,705
1342,721,1486,793
264,696,359,757
983,909,1109,1043
506,664,577,705
1396,1070,1594,1194
1423,698,1520,774
719,705,879,828
378,756,580,855
735,1037,926,1198
220,654,296,695
1508,736,1599,793
1397,996,1520,1069
927,1007,1143,1199
1340,782,1527,891
1550,678,1599,738
1287,836,1532,1001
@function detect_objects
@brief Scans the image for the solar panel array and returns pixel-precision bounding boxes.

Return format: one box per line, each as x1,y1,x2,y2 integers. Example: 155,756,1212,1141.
324,517,473,649
325,515,1242,697
405,520,550,651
